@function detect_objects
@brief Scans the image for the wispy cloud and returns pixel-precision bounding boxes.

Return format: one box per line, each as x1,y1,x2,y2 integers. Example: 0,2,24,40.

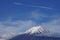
29,10,54,20
42,18,60,33
29,10,46,20
13,2,53,9
0,20,37,35
13,2,24,5
0,19,37,40
32,6,53,9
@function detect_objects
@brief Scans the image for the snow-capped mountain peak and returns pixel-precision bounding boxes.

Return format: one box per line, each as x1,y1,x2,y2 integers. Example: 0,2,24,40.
25,26,49,34
25,26,60,37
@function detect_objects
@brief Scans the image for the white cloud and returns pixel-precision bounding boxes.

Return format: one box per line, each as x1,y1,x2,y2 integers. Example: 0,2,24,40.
14,2,24,5
29,10,47,20
31,12,41,20
0,20,37,40
0,20,37,35
42,18,60,33
32,6,52,9
13,2,52,9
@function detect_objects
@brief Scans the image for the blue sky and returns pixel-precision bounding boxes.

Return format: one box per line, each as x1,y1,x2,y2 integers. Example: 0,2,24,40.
0,0,60,35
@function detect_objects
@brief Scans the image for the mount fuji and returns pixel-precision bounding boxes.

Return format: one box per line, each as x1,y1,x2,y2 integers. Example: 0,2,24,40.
25,26,60,37
9,26,60,40
25,26,50,35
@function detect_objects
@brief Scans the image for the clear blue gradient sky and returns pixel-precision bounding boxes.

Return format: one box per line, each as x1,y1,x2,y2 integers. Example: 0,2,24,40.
0,0,60,34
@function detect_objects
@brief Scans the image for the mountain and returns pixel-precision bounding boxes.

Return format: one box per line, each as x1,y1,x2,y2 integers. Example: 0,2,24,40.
25,26,53,37
9,26,60,40
25,26,60,37
25,26,49,34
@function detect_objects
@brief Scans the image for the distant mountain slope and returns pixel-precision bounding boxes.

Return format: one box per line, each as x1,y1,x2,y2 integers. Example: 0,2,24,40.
9,33,60,40
9,26,60,40
25,26,49,34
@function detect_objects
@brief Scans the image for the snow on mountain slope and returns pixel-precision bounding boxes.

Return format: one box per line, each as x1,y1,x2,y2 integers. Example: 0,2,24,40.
25,26,60,37
25,26,49,34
